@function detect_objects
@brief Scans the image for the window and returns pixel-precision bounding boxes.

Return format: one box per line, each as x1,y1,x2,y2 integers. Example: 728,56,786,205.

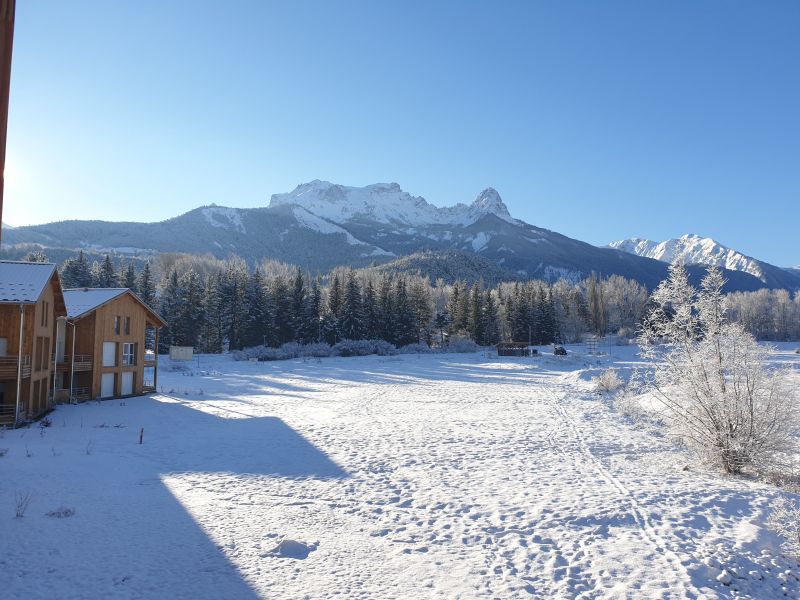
34,337,43,372
43,338,50,370
41,302,49,327
122,343,136,366
102,342,118,367
124,317,131,335
114,316,121,335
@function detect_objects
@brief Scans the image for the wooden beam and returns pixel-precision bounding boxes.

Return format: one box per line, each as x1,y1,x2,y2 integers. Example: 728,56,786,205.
0,0,15,244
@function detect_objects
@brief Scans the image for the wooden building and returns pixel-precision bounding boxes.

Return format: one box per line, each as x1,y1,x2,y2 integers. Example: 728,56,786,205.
0,260,66,426
60,288,166,401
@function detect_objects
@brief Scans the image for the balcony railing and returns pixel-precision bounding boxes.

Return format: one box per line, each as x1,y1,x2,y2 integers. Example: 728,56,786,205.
53,355,93,372
0,403,15,425
0,356,31,379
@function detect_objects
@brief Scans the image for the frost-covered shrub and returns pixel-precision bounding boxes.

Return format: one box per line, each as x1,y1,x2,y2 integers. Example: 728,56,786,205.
447,336,479,353
258,347,289,361
280,342,303,359
768,497,800,560
795,348,800,354
333,339,397,357
593,368,624,393
301,342,332,357
640,265,800,474
398,342,432,354
231,345,267,361
370,340,397,356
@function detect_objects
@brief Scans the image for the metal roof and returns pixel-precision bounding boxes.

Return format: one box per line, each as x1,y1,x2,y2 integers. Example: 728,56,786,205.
0,260,58,304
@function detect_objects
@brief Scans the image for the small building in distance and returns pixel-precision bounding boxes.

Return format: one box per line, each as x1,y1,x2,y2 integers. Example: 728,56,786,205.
496,342,530,357
0,260,66,426
60,288,166,401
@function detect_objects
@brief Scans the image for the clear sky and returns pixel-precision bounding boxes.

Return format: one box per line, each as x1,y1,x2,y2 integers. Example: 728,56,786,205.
4,1,799,266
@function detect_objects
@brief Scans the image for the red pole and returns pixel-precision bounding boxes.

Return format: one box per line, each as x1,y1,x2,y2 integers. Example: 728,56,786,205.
0,0,15,245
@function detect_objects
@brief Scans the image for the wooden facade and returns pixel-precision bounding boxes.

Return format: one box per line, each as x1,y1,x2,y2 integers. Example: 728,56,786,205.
0,266,66,426
0,0,14,245
59,290,165,402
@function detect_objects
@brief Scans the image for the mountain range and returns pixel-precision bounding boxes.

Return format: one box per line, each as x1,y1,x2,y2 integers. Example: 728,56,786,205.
608,234,799,290
2,180,797,292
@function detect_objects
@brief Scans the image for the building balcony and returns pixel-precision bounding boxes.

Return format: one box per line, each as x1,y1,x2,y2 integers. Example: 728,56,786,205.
54,355,93,372
0,355,31,379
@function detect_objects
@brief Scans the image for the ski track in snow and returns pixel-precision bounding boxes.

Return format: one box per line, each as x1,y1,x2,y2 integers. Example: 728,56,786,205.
1,348,799,599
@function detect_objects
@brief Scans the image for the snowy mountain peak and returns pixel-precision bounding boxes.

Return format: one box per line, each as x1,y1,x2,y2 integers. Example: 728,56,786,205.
269,180,514,227
608,234,766,280
470,188,512,220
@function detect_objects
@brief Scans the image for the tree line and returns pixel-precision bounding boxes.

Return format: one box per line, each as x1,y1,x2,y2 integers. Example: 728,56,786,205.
46,249,799,351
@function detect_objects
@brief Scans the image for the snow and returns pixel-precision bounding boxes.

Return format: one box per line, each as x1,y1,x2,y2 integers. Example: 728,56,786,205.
471,231,491,251
0,260,57,304
270,180,515,227
609,234,766,280
1,348,799,598
290,206,394,255
201,207,246,234
63,288,127,318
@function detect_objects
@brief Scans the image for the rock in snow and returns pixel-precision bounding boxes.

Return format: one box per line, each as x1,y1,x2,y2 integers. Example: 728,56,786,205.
264,539,318,560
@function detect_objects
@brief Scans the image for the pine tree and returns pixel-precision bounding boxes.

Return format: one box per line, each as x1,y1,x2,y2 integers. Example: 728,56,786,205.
175,270,204,347
409,279,433,344
362,279,379,339
95,255,117,288
305,277,323,343
339,270,364,340
377,276,393,341
481,288,500,345
24,249,48,263
136,263,156,309
61,250,92,288
243,268,273,347
200,272,225,353
328,273,343,318
290,268,308,342
271,275,293,345
468,282,484,343
221,258,249,350
158,270,183,352
122,261,138,292
392,278,417,347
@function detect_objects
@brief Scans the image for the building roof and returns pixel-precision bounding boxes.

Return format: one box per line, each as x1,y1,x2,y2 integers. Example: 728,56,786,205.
63,288,128,319
63,287,167,327
0,260,59,304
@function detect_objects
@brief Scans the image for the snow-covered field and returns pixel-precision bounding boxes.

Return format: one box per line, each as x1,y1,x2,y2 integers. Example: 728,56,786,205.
2,346,799,599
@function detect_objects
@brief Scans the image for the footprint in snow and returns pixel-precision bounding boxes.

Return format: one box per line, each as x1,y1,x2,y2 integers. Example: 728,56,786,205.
263,539,318,560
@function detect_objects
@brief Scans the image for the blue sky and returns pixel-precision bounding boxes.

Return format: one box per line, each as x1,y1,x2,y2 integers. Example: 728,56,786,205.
5,1,799,266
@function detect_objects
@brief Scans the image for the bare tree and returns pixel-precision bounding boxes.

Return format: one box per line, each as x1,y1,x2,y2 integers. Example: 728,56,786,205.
639,264,799,474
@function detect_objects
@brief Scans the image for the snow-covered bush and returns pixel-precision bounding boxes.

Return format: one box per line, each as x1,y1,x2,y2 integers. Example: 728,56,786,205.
447,336,479,353
639,265,800,475
593,368,624,393
301,342,332,358
279,342,303,359
768,497,800,560
332,339,397,357
398,342,432,354
369,340,397,356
